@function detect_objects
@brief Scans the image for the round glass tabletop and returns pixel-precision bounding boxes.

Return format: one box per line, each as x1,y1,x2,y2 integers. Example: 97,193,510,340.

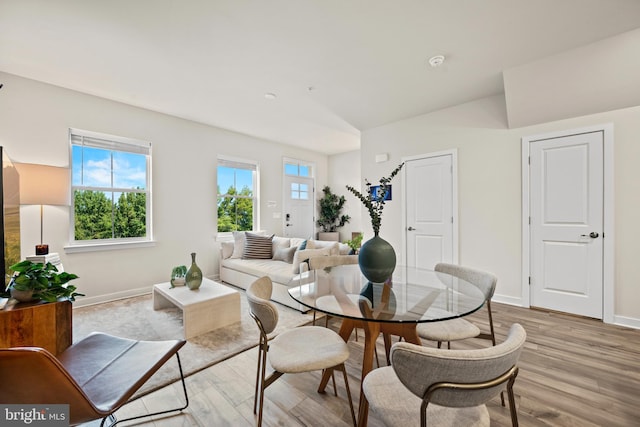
288,264,490,323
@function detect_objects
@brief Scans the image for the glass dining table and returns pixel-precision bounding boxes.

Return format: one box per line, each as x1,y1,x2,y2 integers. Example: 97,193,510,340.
288,263,491,427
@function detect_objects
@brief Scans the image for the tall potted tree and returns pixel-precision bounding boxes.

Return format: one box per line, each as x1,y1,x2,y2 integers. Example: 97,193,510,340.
316,186,350,241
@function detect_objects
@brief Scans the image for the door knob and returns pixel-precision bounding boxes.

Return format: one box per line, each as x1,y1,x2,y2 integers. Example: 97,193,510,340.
580,232,599,238
407,226,415,231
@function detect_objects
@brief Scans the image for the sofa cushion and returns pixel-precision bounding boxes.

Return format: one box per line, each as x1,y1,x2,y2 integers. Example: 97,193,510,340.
243,233,274,259
272,246,297,264
222,258,295,285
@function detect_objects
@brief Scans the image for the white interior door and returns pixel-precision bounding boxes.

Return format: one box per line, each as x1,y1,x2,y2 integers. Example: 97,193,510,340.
283,175,314,239
405,153,455,269
530,131,604,318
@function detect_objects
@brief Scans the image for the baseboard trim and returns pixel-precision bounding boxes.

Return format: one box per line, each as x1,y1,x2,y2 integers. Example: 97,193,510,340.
613,315,640,330
72,286,152,308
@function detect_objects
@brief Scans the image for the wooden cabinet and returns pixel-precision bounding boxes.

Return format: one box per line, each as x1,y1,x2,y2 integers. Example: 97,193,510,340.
0,300,72,355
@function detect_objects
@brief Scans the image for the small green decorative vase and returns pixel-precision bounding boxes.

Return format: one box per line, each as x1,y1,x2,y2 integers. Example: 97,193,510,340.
358,234,396,283
186,253,203,290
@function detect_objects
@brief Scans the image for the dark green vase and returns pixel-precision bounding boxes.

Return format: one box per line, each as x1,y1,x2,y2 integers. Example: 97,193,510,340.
358,234,396,283
186,252,203,290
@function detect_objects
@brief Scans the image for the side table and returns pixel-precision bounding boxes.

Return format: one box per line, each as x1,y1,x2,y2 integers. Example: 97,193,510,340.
153,278,240,339
0,299,72,356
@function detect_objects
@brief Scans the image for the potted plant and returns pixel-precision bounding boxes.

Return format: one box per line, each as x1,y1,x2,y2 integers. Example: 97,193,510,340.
346,162,404,282
316,186,351,241
6,260,82,303
344,233,363,255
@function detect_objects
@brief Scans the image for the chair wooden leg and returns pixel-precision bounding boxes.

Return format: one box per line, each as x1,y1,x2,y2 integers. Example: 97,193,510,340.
339,363,357,427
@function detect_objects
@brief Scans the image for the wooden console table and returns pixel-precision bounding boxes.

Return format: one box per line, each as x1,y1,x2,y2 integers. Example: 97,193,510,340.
0,299,72,356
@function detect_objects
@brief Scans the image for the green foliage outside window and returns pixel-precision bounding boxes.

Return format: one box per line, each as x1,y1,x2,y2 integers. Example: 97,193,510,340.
74,190,146,240
217,185,253,232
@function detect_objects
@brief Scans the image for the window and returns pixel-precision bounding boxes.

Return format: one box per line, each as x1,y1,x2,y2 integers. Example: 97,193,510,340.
70,128,151,246
217,157,258,232
285,160,312,200
284,161,311,177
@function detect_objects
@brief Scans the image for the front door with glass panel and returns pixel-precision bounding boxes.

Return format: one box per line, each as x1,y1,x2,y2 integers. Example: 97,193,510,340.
284,175,314,239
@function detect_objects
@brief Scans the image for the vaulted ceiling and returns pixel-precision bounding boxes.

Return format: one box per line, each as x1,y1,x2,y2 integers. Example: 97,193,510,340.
2,0,640,154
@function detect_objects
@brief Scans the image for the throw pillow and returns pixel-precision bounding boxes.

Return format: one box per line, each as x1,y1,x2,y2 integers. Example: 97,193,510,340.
231,231,246,259
299,239,307,250
306,239,340,255
243,233,274,259
272,236,291,254
272,246,297,264
292,247,331,273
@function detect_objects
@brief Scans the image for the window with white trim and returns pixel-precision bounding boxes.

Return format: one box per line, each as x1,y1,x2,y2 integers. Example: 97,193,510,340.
217,157,258,232
70,128,151,245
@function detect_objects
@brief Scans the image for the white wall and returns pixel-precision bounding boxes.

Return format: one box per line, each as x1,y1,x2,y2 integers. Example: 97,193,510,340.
362,94,640,326
0,72,329,306
328,150,361,242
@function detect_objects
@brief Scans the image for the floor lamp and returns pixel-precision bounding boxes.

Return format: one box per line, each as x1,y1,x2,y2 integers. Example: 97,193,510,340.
16,163,70,256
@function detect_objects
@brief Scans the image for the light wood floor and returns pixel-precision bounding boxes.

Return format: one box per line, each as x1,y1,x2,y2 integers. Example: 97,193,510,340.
87,302,640,426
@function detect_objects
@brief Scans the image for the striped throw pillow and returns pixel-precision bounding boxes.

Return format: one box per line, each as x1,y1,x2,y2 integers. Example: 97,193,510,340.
243,233,274,259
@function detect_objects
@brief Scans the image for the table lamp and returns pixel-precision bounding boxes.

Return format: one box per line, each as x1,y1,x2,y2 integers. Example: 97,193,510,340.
16,163,70,255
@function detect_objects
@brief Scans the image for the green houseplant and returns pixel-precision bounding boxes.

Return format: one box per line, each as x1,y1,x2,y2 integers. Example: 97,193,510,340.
316,186,351,241
344,233,363,254
7,260,82,303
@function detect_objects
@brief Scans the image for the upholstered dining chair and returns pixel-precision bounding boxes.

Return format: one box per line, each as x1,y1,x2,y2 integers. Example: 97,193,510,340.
305,255,380,367
363,323,526,427
416,263,498,349
307,255,359,326
247,276,356,427
0,332,188,427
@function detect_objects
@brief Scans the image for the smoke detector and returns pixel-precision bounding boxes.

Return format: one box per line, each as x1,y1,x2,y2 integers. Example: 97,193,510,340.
428,55,445,67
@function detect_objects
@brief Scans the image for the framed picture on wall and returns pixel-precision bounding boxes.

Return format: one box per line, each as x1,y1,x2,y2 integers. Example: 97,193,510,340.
370,185,392,201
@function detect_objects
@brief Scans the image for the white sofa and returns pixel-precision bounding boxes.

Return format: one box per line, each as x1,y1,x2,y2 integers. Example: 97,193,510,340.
219,232,354,312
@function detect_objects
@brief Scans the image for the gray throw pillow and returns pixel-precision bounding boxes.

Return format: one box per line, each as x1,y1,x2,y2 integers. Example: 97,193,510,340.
272,246,297,264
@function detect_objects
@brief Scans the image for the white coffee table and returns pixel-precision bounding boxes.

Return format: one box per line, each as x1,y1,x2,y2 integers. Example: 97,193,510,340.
153,278,240,339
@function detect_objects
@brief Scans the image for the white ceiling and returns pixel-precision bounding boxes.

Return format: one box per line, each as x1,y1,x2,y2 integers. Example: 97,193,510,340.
2,0,640,155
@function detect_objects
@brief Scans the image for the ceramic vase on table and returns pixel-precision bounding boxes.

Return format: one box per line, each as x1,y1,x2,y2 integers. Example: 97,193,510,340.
358,234,396,283
186,252,203,290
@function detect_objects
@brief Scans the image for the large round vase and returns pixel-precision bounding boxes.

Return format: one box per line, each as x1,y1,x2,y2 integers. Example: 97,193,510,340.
358,234,396,283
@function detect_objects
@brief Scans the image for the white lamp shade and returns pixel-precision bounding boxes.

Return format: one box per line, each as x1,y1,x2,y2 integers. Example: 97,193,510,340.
15,163,71,206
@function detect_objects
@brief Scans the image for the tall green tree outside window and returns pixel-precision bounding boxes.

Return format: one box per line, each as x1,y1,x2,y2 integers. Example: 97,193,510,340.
70,128,151,243
217,159,257,232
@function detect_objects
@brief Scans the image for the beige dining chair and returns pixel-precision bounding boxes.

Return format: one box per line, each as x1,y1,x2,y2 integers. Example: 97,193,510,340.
363,323,526,427
247,276,356,427
307,255,358,325
416,263,498,349
306,255,381,367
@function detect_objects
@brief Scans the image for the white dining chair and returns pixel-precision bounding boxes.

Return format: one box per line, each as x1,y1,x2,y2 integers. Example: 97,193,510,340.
246,276,356,427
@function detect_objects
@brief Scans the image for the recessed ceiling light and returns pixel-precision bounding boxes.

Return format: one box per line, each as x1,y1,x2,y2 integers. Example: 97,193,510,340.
428,55,445,67
264,92,277,99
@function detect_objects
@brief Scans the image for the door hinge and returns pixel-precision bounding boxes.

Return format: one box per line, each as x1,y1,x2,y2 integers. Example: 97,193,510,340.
528,276,531,285
528,156,530,165
528,216,531,225
451,216,454,223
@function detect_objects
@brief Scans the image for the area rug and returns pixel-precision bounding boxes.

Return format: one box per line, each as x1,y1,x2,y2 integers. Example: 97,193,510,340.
72,285,315,398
